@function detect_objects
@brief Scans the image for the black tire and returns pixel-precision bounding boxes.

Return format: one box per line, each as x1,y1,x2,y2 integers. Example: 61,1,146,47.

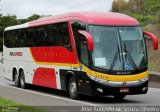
19,71,26,89
14,71,20,87
68,77,79,100
114,94,126,100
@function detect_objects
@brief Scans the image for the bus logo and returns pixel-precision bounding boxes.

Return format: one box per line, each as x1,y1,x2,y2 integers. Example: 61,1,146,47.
10,52,23,56
124,63,131,70
122,81,127,86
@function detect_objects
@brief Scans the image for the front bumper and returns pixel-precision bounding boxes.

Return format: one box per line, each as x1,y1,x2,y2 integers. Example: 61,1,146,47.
88,74,149,87
91,80,148,96
78,74,148,96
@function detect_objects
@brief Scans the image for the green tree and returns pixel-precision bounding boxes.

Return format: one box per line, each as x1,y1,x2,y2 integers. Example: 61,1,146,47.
127,0,144,13
0,14,41,51
0,15,18,51
27,14,40,21
112,0,127,12
18,14,41,24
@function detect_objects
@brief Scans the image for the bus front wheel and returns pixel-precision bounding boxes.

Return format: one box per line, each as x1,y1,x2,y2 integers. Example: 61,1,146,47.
68,77,79,100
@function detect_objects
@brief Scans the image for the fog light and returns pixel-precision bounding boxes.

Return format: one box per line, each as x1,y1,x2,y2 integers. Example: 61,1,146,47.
142,87,147,92
97,88,103,93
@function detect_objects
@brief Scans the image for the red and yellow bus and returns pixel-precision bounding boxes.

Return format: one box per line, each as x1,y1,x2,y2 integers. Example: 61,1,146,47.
3,12,158,100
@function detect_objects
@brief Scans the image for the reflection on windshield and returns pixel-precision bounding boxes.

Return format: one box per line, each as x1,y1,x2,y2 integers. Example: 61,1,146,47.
89,26,147,71
120,27,147,70
89,26,123,70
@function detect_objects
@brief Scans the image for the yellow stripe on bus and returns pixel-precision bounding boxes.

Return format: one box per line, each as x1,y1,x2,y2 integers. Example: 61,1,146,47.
82,65,148,82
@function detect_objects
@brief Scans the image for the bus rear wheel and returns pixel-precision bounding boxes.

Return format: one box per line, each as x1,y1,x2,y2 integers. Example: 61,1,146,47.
68,77,79,100
14,71,19,87
113,94,126,100
19,71,26,89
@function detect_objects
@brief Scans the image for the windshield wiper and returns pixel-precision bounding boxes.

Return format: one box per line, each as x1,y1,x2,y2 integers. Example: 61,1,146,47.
124,42,137,70
110,43,120,70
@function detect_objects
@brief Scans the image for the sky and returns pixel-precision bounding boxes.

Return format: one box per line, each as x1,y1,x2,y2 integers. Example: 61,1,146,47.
0,0,113,19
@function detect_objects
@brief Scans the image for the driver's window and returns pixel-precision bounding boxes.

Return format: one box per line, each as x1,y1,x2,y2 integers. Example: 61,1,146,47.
80,35,89,66
71,21,89,66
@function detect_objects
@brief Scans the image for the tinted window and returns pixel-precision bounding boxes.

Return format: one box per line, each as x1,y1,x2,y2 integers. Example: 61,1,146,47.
4,30,17,47
34,27,48,46
4,22,72,51
46,22,72,50
71,21,86,47
71,21,88,65
16,29,26,47
80,34,89,66
47,24,57,46
25,28,35,46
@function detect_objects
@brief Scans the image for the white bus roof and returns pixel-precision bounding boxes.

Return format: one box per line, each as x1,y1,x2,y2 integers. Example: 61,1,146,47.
4,22,29,31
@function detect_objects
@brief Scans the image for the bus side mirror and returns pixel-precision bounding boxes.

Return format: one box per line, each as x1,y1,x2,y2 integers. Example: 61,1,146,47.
144,32,158,50
78,30,94,51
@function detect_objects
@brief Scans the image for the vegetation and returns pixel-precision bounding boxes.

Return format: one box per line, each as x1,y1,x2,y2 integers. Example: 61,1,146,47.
0,14,41,51
112,0,160,26
0,0,160,71
0,97,47,112
112,0,160,71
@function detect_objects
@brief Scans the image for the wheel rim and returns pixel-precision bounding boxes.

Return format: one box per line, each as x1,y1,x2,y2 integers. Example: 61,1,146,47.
70,81,77,95
15,73,18,84
20,76,25,88
15,75,18,82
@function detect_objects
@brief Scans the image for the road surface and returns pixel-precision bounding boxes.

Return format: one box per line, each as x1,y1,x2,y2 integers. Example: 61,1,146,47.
0,62,160,111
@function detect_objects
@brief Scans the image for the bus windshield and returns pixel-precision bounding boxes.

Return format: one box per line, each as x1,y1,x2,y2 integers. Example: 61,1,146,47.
89,26,147,71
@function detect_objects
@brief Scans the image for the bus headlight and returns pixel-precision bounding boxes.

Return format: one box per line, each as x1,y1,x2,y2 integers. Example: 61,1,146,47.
87,74,109,84
139,77,148,82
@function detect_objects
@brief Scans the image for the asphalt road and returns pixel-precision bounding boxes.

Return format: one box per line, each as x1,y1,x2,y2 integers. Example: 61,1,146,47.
1,62,160,111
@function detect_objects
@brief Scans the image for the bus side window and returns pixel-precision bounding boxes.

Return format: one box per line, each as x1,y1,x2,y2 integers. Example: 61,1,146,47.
5,30,16,48
80,34,89,66
61,22,72,50
56,22,72,51
34,27,47,46
26,28,35,47
16,29,26,47
47,22,72,51
71,21,88,66
55,27,63,46
46,25,57,46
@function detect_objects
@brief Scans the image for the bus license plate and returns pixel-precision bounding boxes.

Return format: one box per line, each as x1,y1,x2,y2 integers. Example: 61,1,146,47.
120,88,129,93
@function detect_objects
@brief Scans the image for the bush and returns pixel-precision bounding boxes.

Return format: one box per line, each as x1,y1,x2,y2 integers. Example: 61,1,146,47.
112,0,127,12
